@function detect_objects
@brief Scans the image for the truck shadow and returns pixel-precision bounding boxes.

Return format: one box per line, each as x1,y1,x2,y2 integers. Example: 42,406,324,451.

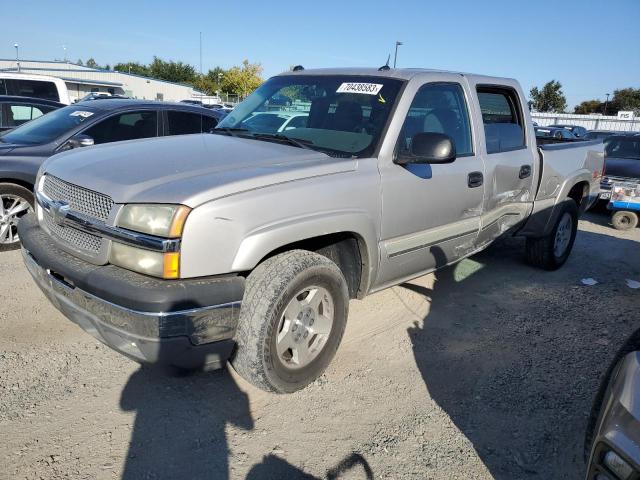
405,230,639,479
119,353,375,480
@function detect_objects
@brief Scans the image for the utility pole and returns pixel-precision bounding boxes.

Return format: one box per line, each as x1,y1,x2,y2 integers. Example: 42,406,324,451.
393,41,403,68
14,43,19,72
199,32,203,101
604,93,610,116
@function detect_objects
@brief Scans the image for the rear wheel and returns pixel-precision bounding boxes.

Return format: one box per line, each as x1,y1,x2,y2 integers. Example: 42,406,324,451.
0,183,34,252
526,200,578,270
611,210,638,231
231,250,349,393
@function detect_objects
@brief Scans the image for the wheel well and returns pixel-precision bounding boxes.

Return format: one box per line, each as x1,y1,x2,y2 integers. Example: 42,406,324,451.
0,178,34,192
567,181,589,209
256,232,366,299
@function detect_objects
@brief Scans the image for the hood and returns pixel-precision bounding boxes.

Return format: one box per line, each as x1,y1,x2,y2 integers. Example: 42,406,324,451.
42,134,356,207
604,157,640,180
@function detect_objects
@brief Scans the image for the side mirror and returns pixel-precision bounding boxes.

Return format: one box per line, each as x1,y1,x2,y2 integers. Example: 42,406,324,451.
64,134,95,150
396,132,456,165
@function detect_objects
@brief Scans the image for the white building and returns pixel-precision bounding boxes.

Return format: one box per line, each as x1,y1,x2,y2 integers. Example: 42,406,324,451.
0,58,204,103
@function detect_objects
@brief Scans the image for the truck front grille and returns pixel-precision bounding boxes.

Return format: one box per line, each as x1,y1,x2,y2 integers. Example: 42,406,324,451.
43,175,114,222
43,212,102,253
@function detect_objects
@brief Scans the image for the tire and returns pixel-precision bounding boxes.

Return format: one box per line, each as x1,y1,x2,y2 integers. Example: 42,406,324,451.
231,250,349,393
0,183,34,252
526,200,578,270
611,210,638,231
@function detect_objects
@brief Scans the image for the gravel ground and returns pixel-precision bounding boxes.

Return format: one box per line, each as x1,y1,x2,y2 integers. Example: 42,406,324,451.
0,211,638,480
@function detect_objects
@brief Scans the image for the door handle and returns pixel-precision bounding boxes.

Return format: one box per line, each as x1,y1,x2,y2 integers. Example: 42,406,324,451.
519,165,532,179
468,171,483,188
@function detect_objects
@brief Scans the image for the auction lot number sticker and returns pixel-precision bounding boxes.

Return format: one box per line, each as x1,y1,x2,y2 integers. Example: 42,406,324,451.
336,83,383,95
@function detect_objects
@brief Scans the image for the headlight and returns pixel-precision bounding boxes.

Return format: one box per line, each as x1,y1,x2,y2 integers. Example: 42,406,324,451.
110,242,180,279
111,203,190,279
117,204,191,237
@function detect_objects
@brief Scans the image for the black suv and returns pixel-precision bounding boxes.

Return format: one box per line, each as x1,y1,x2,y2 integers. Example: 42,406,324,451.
0,99,221,251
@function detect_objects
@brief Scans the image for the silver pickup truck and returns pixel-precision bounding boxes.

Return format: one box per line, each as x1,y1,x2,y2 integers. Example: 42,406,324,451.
18,68,604,393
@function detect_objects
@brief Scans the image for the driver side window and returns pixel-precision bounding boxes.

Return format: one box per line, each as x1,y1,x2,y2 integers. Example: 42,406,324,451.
398,83,473,156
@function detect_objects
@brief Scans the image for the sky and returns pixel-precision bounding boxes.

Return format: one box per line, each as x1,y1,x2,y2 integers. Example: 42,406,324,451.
2,0,639,108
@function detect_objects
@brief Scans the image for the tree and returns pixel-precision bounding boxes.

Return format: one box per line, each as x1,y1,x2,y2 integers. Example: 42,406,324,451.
609,88,640,114
574,100,603,115
85,58,99,69
206,66,226,93
148,57,197,84
76,59,83,66
221,60,263,97
529,80,567,113
114,62,150,76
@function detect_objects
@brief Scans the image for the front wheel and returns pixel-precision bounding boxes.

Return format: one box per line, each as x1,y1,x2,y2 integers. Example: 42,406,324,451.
231,250,349,393
526,200,578,270
0,183,34,252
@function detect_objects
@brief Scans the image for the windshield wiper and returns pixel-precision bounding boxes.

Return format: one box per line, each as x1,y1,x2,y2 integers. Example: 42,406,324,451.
211,127,250,137
250,133,315,151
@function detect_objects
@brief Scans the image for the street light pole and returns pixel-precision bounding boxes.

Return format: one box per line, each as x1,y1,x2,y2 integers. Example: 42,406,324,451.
393,41,403,68
14,43,19,72
604,93,610,116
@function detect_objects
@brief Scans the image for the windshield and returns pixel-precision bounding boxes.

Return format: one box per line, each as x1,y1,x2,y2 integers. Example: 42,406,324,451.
1,105,98,145
216,75,404,157
605,136,640,160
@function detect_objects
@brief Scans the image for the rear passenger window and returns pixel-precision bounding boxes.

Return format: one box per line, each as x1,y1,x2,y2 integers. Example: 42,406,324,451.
167,111,203,135
84,111,158,144
8,80,59,102
477,87,525,154
398,83,473,156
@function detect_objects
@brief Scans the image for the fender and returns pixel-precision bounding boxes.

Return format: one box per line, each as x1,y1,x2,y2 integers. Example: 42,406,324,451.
519,169,593,237
232,210,378,293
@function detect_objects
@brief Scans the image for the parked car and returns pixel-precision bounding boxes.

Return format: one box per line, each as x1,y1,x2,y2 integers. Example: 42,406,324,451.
78,92,130,102
0,72,71,104
535,126,580,141
585,130,623,141
585,329,640,480
241,111,309,133
599,134,640,201
0,95,64,132
18,68,604,393
0,99,221,251
548,124,588,138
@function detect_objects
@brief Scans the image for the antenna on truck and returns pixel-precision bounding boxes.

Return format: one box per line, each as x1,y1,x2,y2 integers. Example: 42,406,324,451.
378,54,391,71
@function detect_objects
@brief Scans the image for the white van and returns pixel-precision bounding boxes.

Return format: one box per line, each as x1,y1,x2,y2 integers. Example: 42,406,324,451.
0,73,70,105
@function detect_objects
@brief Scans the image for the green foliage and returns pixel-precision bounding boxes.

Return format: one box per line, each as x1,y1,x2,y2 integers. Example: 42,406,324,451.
609,88,640,114
85,58,99,69
221,60,263,97
148,56,197,83
114,62,150,76
574,100,603,114
76,59,83,66
530,80,567,113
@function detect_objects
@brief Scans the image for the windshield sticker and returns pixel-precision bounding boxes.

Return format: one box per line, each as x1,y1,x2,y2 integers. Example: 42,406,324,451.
377,93,386,104
336,83,383,95
70,111,94,118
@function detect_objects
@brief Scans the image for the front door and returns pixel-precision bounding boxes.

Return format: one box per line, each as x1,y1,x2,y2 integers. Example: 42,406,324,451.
376,80,485,289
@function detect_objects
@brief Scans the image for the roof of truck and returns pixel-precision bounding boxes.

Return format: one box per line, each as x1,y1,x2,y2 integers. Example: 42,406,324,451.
277,67,516,83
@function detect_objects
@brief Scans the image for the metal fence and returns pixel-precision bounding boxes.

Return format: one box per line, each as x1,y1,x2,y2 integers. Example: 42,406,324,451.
531,112,639,132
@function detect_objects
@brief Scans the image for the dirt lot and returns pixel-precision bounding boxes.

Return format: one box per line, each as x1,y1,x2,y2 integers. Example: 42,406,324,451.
1,211,638,480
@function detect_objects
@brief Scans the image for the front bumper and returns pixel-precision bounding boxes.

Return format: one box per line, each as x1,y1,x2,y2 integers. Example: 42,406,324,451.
18,213,245,370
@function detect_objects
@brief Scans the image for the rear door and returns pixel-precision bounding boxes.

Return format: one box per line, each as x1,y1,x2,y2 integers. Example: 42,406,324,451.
469,84,536,247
